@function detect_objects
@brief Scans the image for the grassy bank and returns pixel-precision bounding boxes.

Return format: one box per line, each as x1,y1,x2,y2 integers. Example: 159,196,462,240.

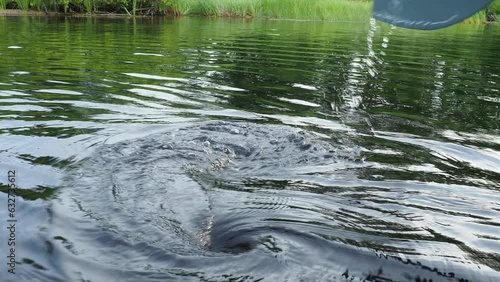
0,0,498,22
170,0,372,20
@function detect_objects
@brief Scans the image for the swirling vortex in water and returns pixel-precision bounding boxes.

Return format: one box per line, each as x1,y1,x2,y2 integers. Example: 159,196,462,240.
58,121,499,282
69,121,354,251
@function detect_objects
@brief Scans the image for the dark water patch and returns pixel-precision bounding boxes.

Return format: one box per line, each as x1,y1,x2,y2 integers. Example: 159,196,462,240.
44,121,498,281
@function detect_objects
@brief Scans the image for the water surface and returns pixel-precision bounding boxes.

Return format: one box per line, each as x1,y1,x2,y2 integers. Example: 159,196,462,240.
0,16,499,282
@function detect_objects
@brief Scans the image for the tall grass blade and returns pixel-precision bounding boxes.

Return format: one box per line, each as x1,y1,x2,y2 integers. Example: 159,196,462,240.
31,0,44,11
83,0,94,14
15,0,30,11
62,0,70,13
123,5,131,16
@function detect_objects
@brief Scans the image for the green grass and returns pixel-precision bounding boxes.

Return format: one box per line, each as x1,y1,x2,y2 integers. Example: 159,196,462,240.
491,0,500,13
62,0,69,12
467,10,487,23
15,0,29,11
82,0,94,13
489,0,500,19
0,0,498,23
263,0,372,20
31,0,45,11
465,0,500,23
131,0,136,16
168,0,371,20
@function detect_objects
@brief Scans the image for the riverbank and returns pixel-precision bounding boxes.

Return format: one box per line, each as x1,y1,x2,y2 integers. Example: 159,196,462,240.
0,0,384,21
0,9,129,17
0,0,498,22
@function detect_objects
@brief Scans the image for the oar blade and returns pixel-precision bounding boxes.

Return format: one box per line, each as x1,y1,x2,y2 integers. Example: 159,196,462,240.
372,0,493,30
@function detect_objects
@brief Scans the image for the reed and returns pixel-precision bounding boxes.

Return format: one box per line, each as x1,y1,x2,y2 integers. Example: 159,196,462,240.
170,0,193,15
132,0,137,16
31,0,45,11
222,0,261,17
489,0,500,18
465,10,487,24
168,0,371,20
464,0,500,24
82,0,94,13
42,0,58,12
259,0,372,20
1,0,499,23
193,0,220,16
61,0,70,13
15,0,30,11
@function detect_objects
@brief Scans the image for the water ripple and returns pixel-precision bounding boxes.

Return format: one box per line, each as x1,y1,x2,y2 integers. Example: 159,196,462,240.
0,17,499,282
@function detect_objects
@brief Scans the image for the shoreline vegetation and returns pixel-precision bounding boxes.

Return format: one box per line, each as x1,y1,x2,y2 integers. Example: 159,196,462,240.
0,0,498,23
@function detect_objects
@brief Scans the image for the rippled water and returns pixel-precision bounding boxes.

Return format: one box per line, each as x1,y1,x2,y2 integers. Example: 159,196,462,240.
0,16,499,282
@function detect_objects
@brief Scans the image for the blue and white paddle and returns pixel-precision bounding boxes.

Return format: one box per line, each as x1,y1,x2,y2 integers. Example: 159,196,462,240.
373,0,493,30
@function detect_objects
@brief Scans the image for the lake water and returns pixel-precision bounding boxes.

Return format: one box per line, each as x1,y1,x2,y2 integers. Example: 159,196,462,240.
0,16,499,282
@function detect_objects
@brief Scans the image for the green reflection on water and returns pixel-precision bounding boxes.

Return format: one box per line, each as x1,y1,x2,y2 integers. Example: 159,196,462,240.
1,16,497,135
